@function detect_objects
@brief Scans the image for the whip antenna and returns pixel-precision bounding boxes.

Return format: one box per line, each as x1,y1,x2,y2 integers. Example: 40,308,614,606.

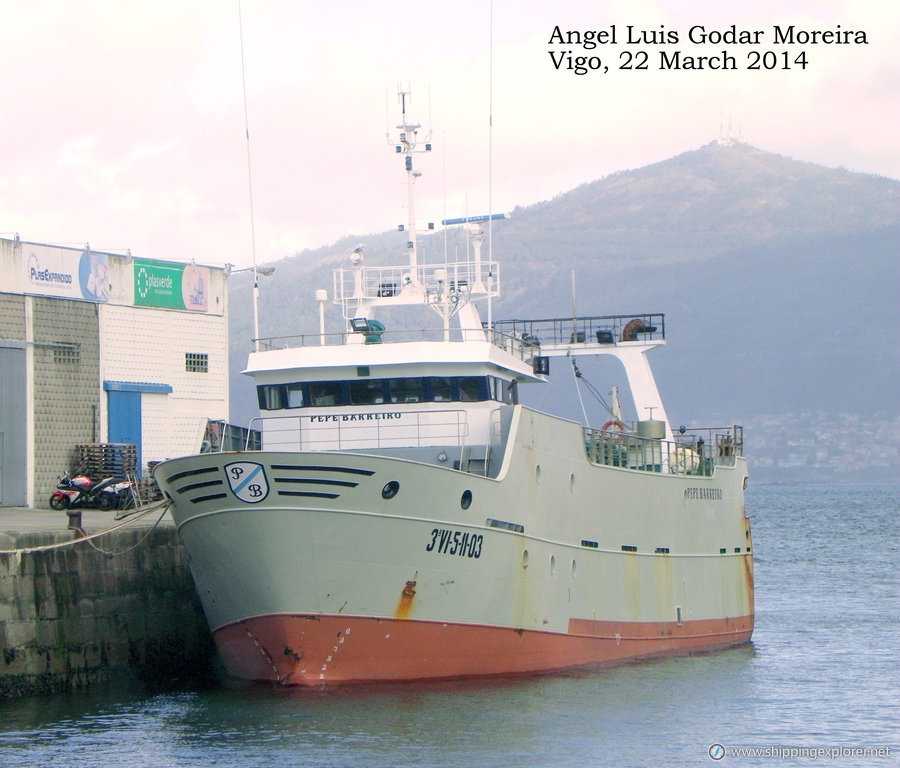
238,0,262,351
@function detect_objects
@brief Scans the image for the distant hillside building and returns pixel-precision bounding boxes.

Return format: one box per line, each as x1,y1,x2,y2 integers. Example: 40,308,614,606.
0,236,228,508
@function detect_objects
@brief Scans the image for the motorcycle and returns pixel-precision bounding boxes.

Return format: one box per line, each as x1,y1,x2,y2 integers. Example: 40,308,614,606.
49,471,130,511
107,479,137,510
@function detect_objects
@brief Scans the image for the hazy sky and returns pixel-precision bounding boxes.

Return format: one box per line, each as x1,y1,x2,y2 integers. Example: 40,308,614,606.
1,0,897,269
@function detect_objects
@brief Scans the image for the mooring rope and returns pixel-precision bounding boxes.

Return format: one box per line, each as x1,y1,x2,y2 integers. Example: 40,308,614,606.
80,501,172,559
0,500,172,557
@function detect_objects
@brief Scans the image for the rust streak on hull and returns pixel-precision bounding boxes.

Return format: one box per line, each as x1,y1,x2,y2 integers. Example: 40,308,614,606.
394,578,418,619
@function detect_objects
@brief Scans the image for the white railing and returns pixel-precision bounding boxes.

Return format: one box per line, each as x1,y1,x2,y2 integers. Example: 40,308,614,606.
254,325,539,366
249,409,471,452
583,425,743,475
332,260,500,305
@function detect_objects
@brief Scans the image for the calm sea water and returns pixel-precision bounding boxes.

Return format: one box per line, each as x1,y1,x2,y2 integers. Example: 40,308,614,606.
1,484,897,767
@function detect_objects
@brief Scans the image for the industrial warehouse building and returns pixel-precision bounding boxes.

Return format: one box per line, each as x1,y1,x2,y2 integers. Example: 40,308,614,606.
0,236,229,508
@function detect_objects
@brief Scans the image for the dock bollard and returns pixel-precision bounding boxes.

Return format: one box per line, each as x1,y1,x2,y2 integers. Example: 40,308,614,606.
66,508,84,535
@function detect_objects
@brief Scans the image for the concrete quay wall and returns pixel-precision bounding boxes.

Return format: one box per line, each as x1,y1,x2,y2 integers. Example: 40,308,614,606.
0,520,214,699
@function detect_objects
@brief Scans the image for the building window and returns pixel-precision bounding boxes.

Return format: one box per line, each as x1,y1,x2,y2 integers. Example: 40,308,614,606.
186,352,209,373
53,344,80,366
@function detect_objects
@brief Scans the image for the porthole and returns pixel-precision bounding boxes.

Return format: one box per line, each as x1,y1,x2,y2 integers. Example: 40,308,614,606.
460,489,473,509
550,555,556,575
535,464,542,483
522,549,529,569
569,473,576,492
571,559,577,578
381,481,400,499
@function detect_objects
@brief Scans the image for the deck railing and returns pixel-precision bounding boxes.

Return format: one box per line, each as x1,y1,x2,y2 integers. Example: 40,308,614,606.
584,424,743,475
254,326,539,365
332,260,500,305
492,313,666,346
253,313,666,364
248,408,471,452
200,419,261,453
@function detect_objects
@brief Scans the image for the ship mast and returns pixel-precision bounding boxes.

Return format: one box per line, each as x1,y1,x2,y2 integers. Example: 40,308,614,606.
332,89,501,340
389,88,431,285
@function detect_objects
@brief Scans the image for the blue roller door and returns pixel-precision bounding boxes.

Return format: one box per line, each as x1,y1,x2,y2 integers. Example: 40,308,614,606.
104,381,173,477
107,389,142,470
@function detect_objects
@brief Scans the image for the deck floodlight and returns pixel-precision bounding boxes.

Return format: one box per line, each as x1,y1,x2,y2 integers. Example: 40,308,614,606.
350,318,370,332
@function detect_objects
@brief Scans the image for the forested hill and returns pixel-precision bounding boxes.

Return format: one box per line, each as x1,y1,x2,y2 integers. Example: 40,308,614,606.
228,141,900,480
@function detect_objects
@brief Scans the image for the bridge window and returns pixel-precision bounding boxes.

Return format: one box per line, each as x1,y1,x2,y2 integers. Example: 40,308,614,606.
309,381,344,407
458,376,488,402
350,379,387,405
257,384,286,410
286,383,305,408
426,376,453,402
390,378,424,403
257,375,512,410
491,376,517,404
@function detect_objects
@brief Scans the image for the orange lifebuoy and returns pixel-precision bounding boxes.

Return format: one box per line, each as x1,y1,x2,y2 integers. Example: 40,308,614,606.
602,419,627,432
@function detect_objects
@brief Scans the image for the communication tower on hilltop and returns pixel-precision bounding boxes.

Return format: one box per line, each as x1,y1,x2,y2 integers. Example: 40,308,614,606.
718,106,744,146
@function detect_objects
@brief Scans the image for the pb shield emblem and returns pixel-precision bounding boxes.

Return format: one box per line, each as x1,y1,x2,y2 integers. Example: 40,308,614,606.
225,462,269,503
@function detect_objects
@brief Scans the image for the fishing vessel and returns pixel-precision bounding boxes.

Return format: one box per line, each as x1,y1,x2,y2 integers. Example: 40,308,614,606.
154,95,753,686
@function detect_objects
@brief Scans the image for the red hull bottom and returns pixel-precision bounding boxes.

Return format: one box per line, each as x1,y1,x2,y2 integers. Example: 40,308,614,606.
212,613,754,686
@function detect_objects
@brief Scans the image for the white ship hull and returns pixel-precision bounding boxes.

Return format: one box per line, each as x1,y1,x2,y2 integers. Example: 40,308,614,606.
156,406,753,686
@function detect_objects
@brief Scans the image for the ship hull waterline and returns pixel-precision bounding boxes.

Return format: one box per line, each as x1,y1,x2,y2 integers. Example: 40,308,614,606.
215,612,754,687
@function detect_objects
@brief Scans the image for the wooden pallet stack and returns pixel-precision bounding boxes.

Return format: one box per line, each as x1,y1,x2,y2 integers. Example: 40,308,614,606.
139,462,164,502
75,443,138,479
